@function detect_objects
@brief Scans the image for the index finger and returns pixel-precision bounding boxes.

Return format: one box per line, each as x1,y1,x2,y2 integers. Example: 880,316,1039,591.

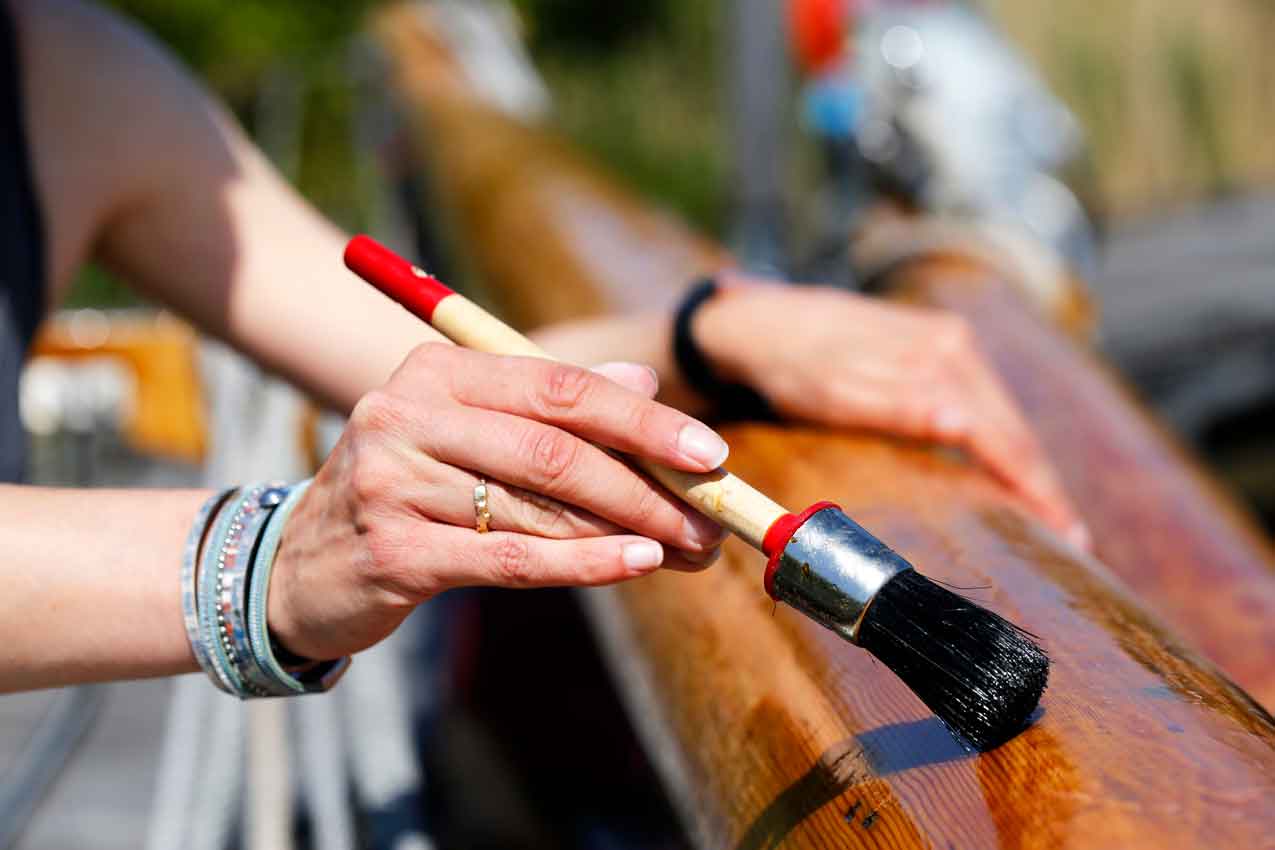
440,348,731,473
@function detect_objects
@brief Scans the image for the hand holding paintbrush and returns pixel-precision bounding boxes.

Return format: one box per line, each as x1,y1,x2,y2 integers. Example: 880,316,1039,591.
345,235,1048,751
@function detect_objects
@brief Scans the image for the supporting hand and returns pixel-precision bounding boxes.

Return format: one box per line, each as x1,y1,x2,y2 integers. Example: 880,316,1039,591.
693,282,1086,547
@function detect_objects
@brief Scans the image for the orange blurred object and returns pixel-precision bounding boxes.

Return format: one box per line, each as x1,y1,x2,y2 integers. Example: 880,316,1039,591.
31,311,207,463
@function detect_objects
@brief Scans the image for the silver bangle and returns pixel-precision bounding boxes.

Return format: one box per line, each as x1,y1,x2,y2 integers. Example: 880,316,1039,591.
197,487,257,694
181,488,237,690
215,484,294,697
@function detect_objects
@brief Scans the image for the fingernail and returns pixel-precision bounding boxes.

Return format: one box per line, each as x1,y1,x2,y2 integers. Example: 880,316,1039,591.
1066,522,1092,552
682,514,727,548
678,423,729,469
622,540,664,572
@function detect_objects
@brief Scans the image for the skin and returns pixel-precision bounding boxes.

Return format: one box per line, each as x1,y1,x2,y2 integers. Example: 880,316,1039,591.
0,0,1082,692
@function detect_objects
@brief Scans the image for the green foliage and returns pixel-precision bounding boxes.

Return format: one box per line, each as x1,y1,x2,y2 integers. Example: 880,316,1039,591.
1165,32,1232,194
68,2,385,306
1053,33,1126,177
102,0,381,107
511,0,678,55
530,0,730,233
62,264,138,310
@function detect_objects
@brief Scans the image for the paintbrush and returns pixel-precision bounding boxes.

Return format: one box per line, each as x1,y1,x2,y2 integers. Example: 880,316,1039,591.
344,235,1047,751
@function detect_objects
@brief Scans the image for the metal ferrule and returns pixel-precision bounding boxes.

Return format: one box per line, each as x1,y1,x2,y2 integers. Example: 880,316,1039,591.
769,507,913,643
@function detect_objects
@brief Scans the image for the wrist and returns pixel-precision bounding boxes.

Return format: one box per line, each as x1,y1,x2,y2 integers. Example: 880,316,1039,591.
690,284,753,386
672,277,774,420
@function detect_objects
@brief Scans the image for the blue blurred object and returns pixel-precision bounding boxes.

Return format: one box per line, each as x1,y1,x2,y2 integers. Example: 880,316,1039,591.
803,71,865,140
793,0,1101,286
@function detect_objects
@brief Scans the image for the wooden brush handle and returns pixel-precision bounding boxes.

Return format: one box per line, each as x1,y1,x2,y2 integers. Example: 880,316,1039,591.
345,236,789,550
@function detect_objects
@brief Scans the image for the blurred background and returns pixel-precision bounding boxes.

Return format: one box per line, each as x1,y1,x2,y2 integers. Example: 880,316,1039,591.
5,0,1274,848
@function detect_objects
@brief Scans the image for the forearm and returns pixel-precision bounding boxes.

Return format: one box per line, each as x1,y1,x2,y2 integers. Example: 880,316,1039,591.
0,485,208,691
21,0,736,416
101,124,447,415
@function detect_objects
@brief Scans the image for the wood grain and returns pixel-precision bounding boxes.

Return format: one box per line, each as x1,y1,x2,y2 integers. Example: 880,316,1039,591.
889,255,1275,706
376,6,1275,847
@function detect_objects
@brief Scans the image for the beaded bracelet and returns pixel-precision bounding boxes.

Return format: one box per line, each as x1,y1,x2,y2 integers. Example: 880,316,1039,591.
215,483,296,697
181,487,238,692
196,487,259,694
198,485,267,695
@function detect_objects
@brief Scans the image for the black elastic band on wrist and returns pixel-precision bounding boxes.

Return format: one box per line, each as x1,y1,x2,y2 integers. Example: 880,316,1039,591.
673,277,774,422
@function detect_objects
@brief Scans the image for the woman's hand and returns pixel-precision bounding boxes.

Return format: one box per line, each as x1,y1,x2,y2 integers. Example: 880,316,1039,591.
267,343,728,660
693,282,1087,547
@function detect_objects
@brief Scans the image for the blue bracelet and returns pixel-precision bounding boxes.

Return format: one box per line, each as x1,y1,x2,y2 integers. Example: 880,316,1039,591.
198,485,267,696
180,487,237,691
247,479,350,694
216,484,295,697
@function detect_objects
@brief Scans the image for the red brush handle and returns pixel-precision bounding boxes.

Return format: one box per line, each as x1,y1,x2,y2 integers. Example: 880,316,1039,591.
344,235,456,323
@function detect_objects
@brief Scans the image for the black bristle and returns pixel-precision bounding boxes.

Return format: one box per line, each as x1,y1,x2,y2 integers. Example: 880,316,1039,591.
857,570,1048,751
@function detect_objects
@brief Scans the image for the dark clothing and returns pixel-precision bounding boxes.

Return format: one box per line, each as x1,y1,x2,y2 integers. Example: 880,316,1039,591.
0,3,45,482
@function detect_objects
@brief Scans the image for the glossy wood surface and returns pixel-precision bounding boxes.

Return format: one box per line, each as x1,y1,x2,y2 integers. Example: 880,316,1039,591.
890,257,1275,707
377,7,1275,846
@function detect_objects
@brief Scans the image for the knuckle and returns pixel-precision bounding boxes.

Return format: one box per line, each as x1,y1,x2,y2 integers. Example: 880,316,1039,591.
538,363,594,413
349,392,392,433
349,390,401,433
358,523,425,601
518,488,574,537
631,399,666,445
394,342,454,392
525,427,579,487
349,450,397,508
406,341,450,369
626,479,664,529
491,536,536,586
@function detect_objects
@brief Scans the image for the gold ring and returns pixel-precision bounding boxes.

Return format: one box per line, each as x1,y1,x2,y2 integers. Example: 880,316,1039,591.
474,479,492,534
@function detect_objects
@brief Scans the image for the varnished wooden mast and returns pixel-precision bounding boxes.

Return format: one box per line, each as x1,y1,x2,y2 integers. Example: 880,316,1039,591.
888,255,1275,708
374,6,1275,848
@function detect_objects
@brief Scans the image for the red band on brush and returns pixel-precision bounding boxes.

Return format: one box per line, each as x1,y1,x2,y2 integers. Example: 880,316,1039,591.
344,235,456,323
762,501,840,598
